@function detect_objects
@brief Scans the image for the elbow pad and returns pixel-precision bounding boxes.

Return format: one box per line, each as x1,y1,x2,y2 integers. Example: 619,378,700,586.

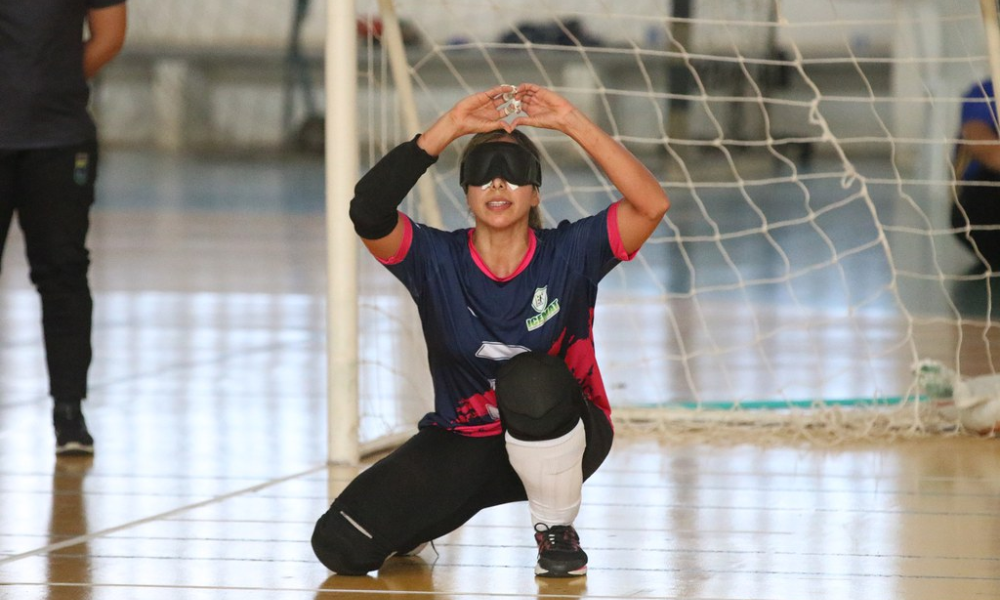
349,135,437,239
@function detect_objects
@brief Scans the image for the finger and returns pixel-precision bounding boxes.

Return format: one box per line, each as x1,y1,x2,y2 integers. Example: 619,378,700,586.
502,102,521,117
517,93,537,107
484,83,516,100
477,114,508,127
517,91,543,109
458,91,495,112
508,116,537,129
518,97,543,113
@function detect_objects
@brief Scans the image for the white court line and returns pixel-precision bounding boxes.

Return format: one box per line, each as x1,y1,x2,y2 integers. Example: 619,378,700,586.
0,463,328,565
2,582,608,599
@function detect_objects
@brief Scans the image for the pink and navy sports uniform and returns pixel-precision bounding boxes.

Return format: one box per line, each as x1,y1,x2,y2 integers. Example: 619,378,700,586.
312,135,639,574
375,204,636,437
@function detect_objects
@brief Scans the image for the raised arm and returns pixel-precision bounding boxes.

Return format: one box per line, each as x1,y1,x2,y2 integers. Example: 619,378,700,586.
961,119,1000,173
354,85,517,260
84,3,127,80
509,84,669,254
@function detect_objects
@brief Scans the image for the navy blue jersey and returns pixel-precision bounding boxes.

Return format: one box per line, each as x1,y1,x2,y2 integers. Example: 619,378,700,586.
377,205,634,436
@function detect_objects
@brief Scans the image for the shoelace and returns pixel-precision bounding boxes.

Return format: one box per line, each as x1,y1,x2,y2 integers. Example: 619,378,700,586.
535,525,580,552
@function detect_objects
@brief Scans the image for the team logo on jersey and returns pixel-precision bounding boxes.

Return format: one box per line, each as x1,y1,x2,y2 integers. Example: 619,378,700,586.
531,287,548,313
526,286,559,331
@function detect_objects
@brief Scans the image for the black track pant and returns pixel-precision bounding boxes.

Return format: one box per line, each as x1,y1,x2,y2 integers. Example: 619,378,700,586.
0,141,97,401
311,353,614,575
953,168,1000,270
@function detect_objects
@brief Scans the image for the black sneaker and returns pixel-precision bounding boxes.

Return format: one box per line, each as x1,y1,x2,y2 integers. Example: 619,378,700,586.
53,402,94,456
533,524,588,577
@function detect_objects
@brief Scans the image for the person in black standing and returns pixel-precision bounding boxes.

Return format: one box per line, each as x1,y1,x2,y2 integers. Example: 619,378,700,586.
953,78,1000,271
0,0,127,454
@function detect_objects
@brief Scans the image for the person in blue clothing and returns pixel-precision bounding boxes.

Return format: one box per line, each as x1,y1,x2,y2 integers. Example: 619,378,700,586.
953,78,1000,270
311,83,669,578
0,0,127,455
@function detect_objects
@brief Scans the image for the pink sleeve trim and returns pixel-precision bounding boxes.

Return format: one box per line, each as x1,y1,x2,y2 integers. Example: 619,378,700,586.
374,212,413,265
608,201,638,262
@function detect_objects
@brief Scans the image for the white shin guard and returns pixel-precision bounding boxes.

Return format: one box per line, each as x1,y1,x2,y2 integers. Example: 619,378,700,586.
505,419,586,526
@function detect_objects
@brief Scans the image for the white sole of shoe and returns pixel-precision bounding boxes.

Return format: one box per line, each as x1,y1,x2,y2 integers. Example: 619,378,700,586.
56,442,94,455
535,563,587,577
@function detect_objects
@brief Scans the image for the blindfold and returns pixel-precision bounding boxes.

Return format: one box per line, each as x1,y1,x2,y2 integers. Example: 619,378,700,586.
459,142,542,188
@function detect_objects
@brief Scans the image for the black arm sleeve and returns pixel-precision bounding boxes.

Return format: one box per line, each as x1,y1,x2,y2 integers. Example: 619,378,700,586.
349,135,439,239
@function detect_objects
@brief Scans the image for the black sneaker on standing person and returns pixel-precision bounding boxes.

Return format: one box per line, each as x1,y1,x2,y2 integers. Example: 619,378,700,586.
53,399,94,456
533,523,588,577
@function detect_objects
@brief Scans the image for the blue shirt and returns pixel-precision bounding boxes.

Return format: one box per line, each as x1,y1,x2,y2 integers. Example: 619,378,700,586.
958,79,999,181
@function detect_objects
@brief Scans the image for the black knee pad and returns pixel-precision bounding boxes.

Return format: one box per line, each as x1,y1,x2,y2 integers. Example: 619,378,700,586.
495,352,583,441
311,503,388,575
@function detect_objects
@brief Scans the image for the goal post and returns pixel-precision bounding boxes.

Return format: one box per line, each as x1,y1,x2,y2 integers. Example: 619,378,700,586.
325,0,359,465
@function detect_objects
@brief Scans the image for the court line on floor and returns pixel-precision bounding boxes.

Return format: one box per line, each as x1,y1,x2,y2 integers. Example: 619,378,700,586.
0,463,328,565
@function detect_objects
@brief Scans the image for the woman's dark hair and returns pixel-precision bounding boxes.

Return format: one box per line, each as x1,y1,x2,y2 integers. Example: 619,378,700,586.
460,129,543,229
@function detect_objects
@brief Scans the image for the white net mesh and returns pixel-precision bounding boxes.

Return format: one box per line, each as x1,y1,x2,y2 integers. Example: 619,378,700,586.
105,0,1000,446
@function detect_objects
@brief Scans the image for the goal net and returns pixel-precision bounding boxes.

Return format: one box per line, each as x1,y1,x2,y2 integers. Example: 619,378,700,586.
347,0,1000,445
110,0,1000,452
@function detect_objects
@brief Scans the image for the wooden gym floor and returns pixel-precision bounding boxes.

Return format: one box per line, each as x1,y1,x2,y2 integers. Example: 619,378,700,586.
1,148,999,599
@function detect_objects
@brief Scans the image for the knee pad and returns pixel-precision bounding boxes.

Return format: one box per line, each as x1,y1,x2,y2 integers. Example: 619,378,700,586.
496,352,583,441
311,505,388,575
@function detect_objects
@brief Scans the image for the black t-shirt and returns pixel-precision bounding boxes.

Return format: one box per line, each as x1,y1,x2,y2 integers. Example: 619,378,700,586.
0,0,125,149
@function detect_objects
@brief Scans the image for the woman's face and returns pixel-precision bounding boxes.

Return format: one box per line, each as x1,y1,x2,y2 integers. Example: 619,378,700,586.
466,175,539,230
461,138,540,230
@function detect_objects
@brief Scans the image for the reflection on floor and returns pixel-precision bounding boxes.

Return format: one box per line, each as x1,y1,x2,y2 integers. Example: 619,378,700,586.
1,147,998,599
